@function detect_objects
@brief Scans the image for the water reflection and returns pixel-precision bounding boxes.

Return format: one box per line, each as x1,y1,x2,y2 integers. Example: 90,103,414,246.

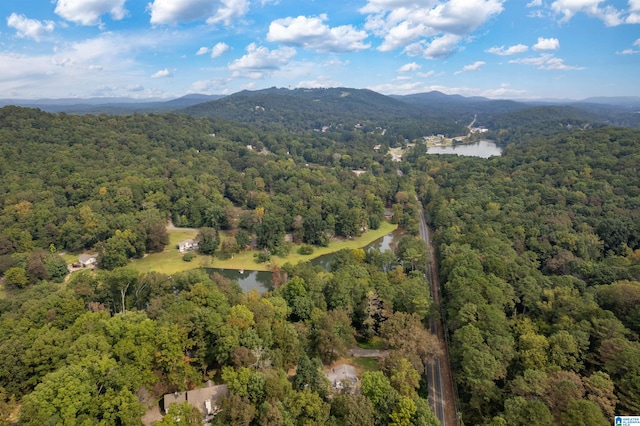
427,140,502,158
206,268,273,293
206,229,404,294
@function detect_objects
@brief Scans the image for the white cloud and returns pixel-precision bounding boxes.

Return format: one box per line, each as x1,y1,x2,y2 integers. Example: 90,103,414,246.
487,44,528,55
148,0,248,25
550,0,623,26
54,0,127,26
190,78,232,94
481,83,526,98
0,31,181,98
228,43,296,72
151,68,172,78
454,60,485,74
533,37,560,51
267,15,369,52
207,0,250,25
362,0,505,56
617,38,640,54
367,80,429,94
526,0,542,6
398,62,421,72
296,76,342,89
628,0,640,22
7,13,55,41
417,70,437,78
404,33,462,59
211,42,230,58
195,43,230,57
509,53,583,70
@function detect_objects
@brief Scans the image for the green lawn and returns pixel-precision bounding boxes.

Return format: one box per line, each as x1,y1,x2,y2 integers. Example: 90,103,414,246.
352,357,380,372
129,221,397,275
356,336,386,350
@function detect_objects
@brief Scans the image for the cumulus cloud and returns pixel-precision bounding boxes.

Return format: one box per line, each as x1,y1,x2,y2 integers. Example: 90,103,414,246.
228,43,296,72
195,42,230,57
211,42,230,58
267,15,369,52
151,68,172,78
148,0,248,25
7,13,55,41
487,44,528,55
550,0,623,26
533,37,560,51
296,76,343,89
190,78,231,94
362,0,505,56
616,38,640,54
417,70,437,78
628,0,640,22
455,60,485,74
54,0,127,26
398,62,421,72
509,53,584,70
404,33,462,59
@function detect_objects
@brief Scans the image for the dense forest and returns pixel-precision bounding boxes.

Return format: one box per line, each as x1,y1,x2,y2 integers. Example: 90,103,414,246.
1,102,639,426
412,127,640,424
0,106,439,425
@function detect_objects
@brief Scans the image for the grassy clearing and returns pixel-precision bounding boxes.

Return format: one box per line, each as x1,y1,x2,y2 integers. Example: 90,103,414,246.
61,252,79,264
352,357,380,373
356,336,386,350
129,229,203,275
129,221,397,275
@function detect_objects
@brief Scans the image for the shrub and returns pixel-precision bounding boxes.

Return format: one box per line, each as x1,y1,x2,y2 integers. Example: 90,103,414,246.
298,244,314,255
183,252,196,262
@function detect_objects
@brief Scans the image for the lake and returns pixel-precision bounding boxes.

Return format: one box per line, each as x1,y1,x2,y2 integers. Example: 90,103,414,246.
209,228,404,293
427,140,502,158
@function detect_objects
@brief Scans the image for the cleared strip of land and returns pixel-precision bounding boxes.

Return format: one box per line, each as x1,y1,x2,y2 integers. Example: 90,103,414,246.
129,221,397,275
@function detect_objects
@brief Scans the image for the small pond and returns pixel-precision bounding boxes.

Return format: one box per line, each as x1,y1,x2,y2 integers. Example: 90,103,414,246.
208,228,404,293
427,140,502,158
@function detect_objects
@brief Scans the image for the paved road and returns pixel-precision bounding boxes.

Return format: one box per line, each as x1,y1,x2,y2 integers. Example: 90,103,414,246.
418,207,457,426
348,348,390,358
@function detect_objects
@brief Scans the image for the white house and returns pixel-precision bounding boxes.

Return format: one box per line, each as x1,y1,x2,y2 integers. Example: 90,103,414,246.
78,254,97,267
178,239,198,253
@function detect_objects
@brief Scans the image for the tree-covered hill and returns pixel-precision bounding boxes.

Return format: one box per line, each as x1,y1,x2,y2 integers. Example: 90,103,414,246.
480,105,606,146
181,87,469,137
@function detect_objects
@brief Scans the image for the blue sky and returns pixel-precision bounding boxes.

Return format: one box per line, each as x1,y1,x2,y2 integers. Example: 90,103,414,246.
1,0,639,100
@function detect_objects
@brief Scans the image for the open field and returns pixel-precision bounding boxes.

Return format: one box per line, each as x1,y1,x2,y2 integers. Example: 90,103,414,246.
129,221,397,275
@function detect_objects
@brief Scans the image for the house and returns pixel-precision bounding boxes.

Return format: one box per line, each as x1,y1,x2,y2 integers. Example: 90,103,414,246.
178,239,198,253
162,383,228,421
78,254,97,267
325,364,358,393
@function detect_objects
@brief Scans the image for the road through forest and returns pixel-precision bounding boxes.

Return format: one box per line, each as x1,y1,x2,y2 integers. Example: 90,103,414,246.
419,207,458,426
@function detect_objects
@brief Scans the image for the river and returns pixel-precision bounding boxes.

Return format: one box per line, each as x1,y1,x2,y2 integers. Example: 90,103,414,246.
427,140,502,158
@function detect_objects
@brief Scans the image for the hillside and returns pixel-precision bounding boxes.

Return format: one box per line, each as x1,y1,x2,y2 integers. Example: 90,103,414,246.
182,87,421,129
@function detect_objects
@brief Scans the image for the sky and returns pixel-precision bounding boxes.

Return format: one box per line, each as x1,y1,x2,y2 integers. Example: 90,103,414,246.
0,0,639,100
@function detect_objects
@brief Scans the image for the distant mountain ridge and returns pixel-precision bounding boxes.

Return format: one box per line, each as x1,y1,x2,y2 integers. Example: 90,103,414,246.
0,94,225,114
1,88,639,129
